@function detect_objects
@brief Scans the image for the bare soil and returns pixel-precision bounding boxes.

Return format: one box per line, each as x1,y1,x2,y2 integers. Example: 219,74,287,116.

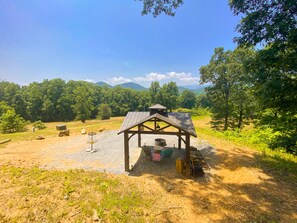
0,129,296,222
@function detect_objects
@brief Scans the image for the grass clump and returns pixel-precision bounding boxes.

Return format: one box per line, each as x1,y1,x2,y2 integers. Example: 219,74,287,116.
0,166,155,222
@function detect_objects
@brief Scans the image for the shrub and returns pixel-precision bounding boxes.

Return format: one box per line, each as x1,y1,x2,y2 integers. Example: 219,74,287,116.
97,104,112,120
0,109,27,133
33,120,46,130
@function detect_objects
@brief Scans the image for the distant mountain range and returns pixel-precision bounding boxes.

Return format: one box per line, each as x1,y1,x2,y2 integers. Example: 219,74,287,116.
116,82,147,91
96,81,112,88
95,81,206,95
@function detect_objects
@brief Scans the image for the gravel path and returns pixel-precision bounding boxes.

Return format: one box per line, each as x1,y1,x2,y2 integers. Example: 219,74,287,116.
40,130,214,176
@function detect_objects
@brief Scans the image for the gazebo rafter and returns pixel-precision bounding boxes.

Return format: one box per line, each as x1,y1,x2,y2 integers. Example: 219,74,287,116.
118,104,197,177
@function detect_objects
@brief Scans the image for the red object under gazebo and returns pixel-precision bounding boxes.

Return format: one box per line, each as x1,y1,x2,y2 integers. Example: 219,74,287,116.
118,104,197,177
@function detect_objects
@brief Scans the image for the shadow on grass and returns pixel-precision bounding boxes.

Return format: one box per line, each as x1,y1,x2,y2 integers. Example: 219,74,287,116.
129,141,297,222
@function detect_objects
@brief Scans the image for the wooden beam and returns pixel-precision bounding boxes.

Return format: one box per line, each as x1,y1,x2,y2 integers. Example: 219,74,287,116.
141,124,154,131
157,124,171,132
124,132,130,172
127,130,187,136
185,134,191,177
128,133,136,141
181,136,186,145
138,125,141,147
178,130,181,150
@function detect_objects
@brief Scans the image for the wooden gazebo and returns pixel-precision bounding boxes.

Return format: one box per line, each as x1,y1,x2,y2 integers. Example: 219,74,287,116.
118,104,197,177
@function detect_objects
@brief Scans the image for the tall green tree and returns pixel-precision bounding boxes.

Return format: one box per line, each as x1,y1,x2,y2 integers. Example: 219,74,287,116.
97,104,112,120
230,0,297,153
200,47,256,130
229,0,296,47
137,0,184,17
11,89,28,119
24,82,43,121
161,82,179,111
148,81,162,105
138,90,150,111
41,97,55,122
41,79,66,121
57,80,78,121
0,81,20,106
103,86,144,116
200,48,232,130
0,101,11,116
179,90,196,109
72,83,95,123
196,93,211,109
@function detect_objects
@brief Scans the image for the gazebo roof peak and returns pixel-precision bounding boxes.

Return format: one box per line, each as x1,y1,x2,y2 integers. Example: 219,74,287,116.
149,104,167,110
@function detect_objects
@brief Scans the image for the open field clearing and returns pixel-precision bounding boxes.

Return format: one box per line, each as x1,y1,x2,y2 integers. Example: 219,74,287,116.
0,117,124,145
0,116,296,222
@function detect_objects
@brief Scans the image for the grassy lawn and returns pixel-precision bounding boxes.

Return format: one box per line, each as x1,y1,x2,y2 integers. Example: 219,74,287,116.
192,115,297,178
0,117,124,146
0,166,155,222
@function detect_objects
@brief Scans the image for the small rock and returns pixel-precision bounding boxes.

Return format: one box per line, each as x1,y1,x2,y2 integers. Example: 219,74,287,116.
36,135,45,140
64,195,69,200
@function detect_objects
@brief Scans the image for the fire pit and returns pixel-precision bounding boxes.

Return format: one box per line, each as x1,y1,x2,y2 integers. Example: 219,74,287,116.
155,138,167,147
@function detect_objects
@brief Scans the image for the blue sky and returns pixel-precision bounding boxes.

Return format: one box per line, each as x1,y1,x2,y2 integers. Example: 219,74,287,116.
0,1,240,87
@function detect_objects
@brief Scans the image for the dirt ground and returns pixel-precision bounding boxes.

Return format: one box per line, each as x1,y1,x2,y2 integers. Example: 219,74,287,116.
0,131,296,222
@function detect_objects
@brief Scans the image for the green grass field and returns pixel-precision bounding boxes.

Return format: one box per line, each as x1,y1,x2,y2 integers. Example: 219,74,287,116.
0,166,154,222
192,115,297,178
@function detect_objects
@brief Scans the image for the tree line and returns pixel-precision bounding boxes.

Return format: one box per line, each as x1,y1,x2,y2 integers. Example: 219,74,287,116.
202,0,296,154
140,0,296,154
1,0,295,155
0,79,207,127
200,45,296,154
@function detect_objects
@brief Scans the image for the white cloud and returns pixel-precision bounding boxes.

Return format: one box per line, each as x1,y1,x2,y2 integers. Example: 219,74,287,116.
106,76,132,85
104,71,200,86
133,72,167,82
85,79,95,83
133,71,199,83
166,72,200,82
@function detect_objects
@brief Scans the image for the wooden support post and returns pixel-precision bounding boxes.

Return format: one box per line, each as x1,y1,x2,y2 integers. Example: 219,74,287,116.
138,125,141,147
124,132,130,172
185,134,191,177
178,130,181,150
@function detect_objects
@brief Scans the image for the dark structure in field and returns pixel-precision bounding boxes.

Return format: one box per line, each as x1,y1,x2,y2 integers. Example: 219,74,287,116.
118,104,197,176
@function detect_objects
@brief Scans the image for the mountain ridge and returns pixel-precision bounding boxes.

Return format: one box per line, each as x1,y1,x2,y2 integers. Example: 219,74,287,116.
95,81,205,94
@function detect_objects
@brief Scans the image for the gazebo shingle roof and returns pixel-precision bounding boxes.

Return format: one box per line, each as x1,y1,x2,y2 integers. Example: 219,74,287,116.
118,111,197,137
149,104,167,110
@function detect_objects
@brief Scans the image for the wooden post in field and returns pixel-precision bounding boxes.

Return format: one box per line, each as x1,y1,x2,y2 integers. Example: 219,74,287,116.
124,132,130,172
